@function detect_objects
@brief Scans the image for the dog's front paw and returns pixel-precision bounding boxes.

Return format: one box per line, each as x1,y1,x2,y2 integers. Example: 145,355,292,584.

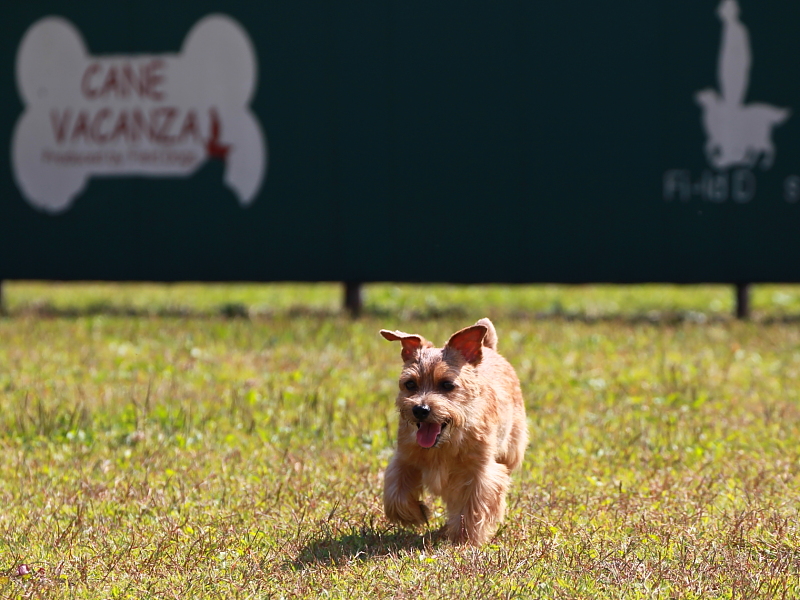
385,498,429,527
444,519,487,546
443,516,472,545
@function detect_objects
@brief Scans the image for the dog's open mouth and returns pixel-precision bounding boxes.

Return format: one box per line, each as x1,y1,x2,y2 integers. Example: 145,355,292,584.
415,422,446,448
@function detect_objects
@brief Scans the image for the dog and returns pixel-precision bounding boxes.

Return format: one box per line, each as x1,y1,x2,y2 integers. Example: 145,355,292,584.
380,318,528,545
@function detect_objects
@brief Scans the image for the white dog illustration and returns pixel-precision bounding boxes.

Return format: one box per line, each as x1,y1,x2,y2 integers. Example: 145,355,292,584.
695,0,790,170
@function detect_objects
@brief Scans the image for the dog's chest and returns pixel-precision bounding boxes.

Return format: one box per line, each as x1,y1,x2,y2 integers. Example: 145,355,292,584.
421,463,449,496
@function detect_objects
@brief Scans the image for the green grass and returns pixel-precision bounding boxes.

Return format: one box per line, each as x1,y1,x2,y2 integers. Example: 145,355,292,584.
8,281,800,320
2,283,800,598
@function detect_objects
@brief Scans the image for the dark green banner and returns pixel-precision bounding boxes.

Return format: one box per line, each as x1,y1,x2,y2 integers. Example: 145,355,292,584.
2,1,799,283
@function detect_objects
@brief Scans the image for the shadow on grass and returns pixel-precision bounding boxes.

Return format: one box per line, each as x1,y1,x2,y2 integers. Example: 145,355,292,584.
289,527,434,569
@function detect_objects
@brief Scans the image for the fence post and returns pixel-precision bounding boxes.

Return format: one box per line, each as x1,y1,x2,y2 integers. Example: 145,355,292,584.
344,282,363,317
735,283,750,320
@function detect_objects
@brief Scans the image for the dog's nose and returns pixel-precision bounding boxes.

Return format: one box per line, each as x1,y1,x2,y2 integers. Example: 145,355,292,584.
412,405,431,420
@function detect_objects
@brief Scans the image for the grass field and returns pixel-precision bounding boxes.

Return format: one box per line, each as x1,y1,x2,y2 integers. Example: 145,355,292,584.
2,282,800,598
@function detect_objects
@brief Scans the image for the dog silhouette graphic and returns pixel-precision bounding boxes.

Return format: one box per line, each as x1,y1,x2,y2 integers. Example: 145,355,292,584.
695,0,790,170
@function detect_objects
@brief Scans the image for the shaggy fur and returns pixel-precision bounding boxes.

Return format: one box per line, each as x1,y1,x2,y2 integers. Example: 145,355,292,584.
380,318,528,545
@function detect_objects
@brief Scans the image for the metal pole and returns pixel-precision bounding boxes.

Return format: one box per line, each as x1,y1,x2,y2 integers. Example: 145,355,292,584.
0,280,4,315
344,281,363,317
735,283,750,320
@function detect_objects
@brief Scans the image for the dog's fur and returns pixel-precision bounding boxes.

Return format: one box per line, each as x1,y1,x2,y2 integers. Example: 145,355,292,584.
380,318,528,545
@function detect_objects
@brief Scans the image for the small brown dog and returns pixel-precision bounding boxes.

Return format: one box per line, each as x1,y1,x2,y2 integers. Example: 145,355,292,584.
380,318,528,545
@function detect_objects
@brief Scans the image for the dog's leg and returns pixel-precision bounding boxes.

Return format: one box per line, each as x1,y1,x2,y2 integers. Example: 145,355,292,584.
443,462,509,545
384,457,430,527
501,403,529,472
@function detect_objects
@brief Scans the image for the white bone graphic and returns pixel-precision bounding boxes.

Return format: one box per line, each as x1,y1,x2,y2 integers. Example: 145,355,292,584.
12,14,267,214
695,0,790,171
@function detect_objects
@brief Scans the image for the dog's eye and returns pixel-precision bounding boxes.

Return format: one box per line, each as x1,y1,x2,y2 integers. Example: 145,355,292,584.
404,380,418,391
440,381,455,392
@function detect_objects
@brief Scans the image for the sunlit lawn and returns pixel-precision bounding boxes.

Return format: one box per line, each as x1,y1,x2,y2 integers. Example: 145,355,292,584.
1,282,800,598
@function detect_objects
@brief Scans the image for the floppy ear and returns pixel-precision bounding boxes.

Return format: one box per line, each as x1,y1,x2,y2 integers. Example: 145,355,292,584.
445,324,487,365
380,330,429,362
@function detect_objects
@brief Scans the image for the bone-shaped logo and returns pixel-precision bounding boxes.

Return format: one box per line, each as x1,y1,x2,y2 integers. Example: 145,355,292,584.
12,14,267,214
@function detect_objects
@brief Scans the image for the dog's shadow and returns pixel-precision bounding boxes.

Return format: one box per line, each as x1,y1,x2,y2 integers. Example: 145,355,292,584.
289,527,436,569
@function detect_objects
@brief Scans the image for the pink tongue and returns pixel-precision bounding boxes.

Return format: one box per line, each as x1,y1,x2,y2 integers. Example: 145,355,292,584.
416,422,442,448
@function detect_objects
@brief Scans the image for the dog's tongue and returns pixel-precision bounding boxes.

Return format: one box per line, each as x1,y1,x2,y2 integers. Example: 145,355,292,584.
416,422,442,448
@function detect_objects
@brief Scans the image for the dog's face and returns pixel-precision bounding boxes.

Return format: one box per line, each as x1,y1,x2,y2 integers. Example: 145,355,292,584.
381,324,487,449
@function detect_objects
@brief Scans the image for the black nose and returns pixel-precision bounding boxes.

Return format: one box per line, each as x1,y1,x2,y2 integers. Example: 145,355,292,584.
412,405,430,420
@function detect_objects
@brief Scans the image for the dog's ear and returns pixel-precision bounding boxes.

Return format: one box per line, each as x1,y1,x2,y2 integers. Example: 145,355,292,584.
445,324,488,365
380,330,430,362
